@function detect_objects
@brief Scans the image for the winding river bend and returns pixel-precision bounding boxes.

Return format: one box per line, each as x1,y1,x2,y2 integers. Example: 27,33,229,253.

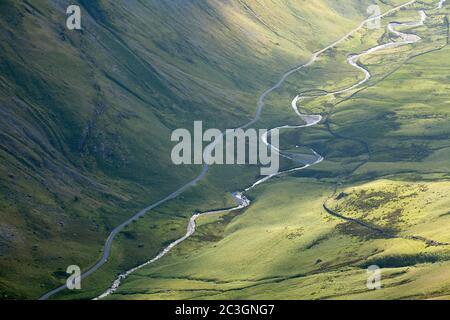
41,0,446,300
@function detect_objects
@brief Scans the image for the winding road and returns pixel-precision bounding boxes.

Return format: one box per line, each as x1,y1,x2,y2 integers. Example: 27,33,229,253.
41,0,446,300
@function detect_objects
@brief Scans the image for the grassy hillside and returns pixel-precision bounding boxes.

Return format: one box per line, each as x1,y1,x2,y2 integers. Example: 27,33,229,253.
105,1,450,300
0,0,393,299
